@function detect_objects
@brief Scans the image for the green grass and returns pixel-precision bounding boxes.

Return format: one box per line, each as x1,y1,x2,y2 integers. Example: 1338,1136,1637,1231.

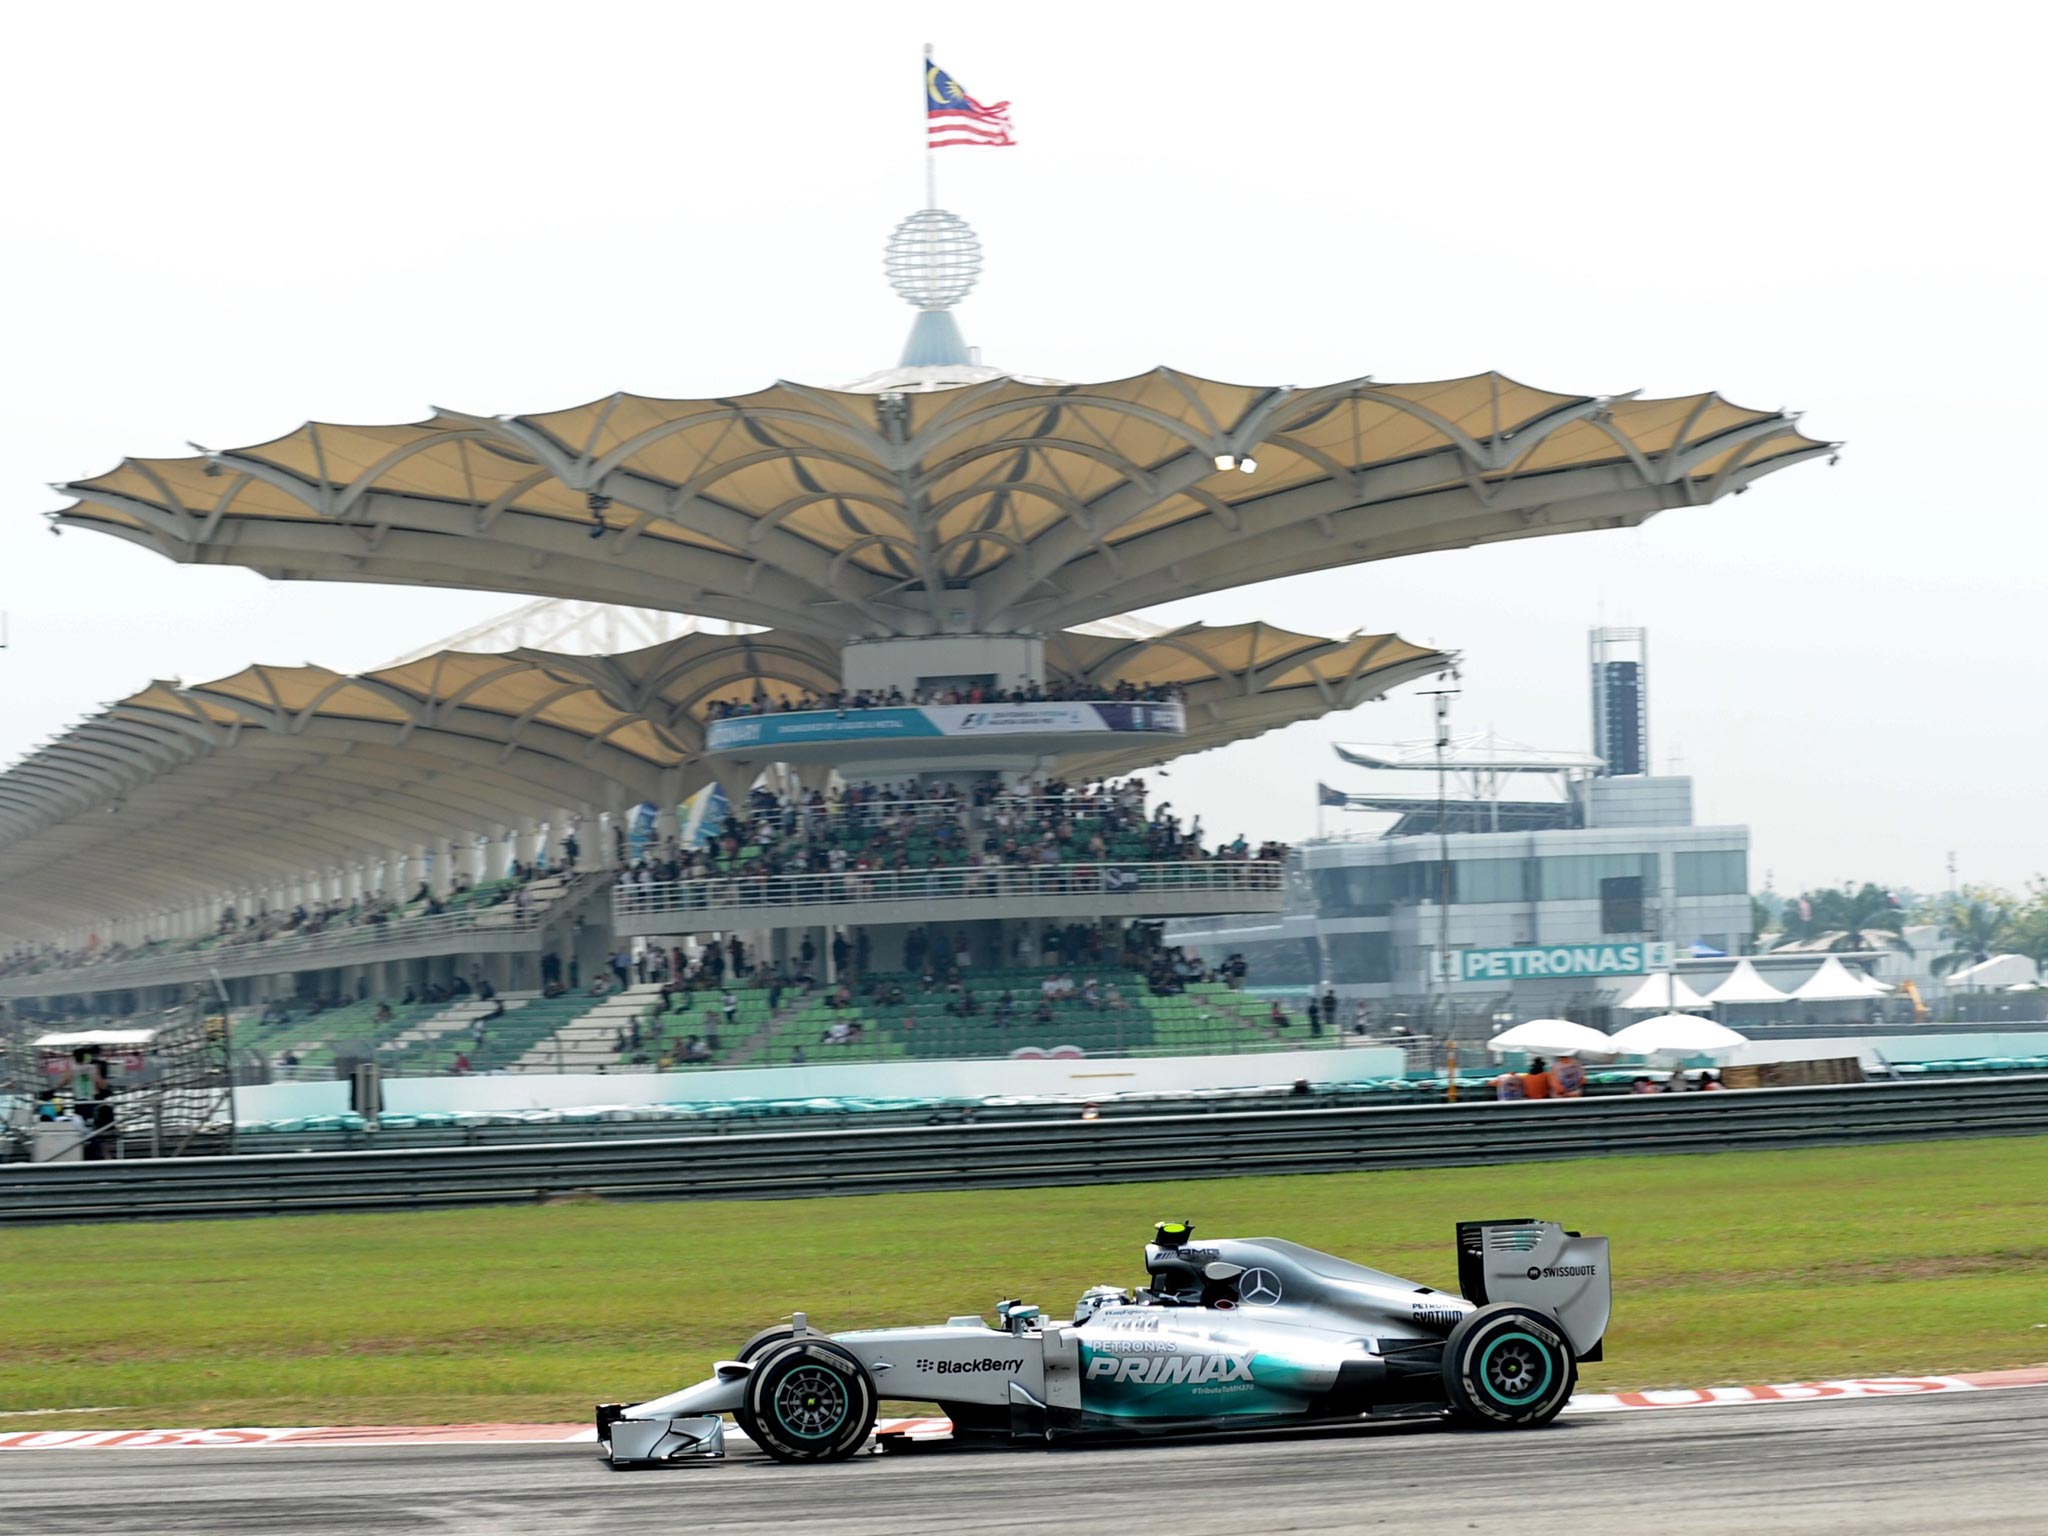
1,1136,2043,1428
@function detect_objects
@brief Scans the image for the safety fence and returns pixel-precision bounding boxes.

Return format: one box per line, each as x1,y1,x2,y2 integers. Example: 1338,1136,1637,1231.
614,859,1284,919
1,1073,2041,1225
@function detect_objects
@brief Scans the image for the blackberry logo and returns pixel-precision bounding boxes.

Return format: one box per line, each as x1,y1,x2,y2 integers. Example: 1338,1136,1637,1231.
914,1357,1022,1375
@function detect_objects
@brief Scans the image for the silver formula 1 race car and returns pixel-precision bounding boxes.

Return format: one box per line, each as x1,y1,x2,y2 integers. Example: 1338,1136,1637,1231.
598,1216,1610,1467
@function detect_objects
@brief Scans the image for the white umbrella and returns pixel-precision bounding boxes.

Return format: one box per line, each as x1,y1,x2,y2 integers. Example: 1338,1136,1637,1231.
1486,1020,1621,1060
1607,1013,1749,1060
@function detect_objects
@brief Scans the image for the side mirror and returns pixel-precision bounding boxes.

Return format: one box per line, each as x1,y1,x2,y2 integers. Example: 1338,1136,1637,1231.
1203,1261,1244,1283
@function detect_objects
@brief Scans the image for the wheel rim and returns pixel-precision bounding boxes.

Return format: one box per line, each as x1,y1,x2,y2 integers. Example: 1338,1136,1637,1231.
1478,1331,1554,1407
772,1364,851,1439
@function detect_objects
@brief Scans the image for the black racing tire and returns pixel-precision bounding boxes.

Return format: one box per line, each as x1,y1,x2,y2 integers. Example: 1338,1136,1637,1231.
735,1323,799,1363
741,1338,878,1463
1441,1303,1577,1428
731,1323,799,1448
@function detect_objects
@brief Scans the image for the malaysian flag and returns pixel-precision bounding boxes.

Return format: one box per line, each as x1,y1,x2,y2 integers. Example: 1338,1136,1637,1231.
926,59,1014,148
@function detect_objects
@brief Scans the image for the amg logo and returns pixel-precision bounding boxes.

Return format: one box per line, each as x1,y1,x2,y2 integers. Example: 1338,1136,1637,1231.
1524,1263,1599,1280
914,1357,1022,1375
1086,1353,1254,1386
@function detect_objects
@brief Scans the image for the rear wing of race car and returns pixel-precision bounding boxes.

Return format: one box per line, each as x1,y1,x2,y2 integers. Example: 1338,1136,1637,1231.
1456,1218,1610,1362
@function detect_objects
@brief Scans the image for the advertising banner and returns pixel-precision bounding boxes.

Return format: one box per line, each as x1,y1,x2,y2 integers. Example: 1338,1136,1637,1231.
706,701,1185,753
1453,941,1675,982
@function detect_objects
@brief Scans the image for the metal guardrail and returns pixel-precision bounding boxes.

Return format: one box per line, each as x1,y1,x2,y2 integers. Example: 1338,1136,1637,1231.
2,1074,2041,1225
614,859,1284,920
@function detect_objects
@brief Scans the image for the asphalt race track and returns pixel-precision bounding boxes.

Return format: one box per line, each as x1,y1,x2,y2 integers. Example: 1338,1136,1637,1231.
5,1388,2043,1536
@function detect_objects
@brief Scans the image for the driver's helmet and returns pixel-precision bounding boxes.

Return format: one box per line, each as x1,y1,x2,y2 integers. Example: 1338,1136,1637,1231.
1072,1285,1129,1326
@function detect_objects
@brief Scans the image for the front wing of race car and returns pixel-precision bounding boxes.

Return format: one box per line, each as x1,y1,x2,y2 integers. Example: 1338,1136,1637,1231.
598,1366,748,1465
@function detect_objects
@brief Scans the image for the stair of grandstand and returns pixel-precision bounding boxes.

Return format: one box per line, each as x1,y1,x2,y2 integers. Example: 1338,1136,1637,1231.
508,982,773,1072
375,992,541,1072
455,993,614,1073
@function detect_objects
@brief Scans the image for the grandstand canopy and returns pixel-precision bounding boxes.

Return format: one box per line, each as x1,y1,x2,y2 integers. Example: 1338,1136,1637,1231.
1049,622,1449,780
51,371,1832,642
0,621,1444,941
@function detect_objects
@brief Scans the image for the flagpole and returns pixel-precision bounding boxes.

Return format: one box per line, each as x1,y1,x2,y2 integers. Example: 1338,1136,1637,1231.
923,42,936,208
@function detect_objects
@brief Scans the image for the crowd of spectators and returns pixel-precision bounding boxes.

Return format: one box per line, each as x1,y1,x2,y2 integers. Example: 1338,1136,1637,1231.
704,677,1186,721
0,862,573,983
614,775,1287,897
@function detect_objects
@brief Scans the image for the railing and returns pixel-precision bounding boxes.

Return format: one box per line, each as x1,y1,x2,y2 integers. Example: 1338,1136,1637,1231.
614,859,1285,919
0,877,604,997
972,794,1144,825
745,797,966,834
3,1074,2041,1224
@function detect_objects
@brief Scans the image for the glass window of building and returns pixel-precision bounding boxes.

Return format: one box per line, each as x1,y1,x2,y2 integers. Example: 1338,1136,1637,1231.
1675,850,1748,897
1325,931,1392,984
1455,857,1531,904
1537,853,1660,902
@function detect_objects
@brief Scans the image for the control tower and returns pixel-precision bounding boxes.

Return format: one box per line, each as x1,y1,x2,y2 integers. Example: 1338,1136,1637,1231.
1589,627,1650,777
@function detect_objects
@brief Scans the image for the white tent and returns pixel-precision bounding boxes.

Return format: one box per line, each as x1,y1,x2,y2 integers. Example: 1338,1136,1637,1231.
1607,1013,1749,1059
1617,971,1710,1012
1704,958,1790,1006
1948,954,2038,990
1789,956,1889,1003
1486,1020,1621,1059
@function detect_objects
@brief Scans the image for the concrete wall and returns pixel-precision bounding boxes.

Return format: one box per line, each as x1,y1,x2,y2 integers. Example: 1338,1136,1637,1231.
840,635,1045,694
230,1046,1407,1124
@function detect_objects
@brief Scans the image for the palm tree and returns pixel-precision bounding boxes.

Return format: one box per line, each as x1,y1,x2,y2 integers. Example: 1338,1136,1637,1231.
1931,894,2012,978
1812,883,1909,953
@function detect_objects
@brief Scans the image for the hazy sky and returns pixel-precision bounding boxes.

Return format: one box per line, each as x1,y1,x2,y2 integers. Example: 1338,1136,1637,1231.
1,2,2040,895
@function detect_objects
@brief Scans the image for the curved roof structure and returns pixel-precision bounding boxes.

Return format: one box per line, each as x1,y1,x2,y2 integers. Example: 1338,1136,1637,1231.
0,621,1442,941
0,633,831,937
51,370,1832,642
1047,622,1450,781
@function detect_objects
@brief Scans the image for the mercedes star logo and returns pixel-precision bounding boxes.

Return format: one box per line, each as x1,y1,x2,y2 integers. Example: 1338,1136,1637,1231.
1240,1267,1283,1305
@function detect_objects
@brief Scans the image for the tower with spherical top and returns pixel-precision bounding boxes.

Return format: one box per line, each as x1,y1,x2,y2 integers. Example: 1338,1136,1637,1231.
885,207,982,367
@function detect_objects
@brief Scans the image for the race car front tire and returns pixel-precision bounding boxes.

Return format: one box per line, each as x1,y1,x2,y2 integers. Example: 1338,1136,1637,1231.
735,1323,799,1363
741,1339,878,1463
1441,1304,1577,1429
731,1324,799,1447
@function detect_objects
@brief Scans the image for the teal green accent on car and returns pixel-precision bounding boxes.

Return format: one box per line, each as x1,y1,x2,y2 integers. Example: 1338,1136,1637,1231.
1478,1332,1553,1406
1077,1342,1318,1419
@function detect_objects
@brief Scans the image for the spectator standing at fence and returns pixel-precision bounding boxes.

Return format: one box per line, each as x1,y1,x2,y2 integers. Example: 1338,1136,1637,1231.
1495,1071,1526,1101
1520,1056,1554,1100
1550,1055,1586,1098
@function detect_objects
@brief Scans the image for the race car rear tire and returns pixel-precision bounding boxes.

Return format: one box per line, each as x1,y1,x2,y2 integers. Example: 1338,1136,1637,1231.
1441,1304,1576,1429
741,1339,878,1463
